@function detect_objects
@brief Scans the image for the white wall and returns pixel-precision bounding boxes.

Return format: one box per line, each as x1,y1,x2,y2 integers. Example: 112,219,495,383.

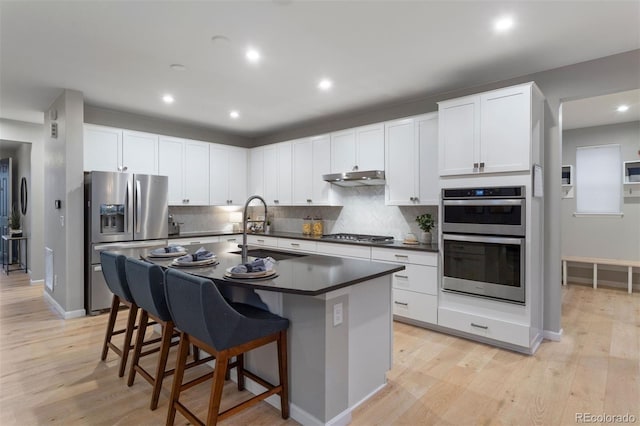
44,90,85,314
562,121,640,286
0,119,44,281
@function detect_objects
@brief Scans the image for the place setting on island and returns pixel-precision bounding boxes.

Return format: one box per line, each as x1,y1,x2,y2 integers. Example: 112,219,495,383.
223,256,278,281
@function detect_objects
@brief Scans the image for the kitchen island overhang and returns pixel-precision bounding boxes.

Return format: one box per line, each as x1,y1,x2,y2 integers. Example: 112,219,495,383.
143,242,404,425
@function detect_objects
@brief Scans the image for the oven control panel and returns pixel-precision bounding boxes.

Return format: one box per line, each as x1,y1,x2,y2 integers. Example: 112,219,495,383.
442,186,524,199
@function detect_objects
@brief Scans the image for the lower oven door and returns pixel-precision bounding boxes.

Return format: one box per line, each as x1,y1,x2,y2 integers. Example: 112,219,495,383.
442,233,525,304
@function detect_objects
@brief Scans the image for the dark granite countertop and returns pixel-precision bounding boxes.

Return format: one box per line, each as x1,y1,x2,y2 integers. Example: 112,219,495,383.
140,241,405,296
169,230,438,252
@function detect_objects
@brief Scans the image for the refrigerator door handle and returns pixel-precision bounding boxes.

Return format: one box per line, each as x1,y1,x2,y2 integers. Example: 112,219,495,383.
126,179,132,234
136,179,141,234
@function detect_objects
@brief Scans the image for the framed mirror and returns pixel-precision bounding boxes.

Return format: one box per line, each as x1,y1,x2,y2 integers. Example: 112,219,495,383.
20,177,27,215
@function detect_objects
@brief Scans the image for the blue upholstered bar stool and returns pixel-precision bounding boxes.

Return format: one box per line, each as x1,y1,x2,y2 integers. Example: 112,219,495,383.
124,258,213,410
164,268,290,425
99,251,139,377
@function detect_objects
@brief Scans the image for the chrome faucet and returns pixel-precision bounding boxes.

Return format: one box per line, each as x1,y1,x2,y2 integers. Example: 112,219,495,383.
241,195,268,263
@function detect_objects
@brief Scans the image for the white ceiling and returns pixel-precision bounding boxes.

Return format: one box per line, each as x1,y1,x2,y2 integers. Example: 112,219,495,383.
562,89,640,130
1,1,639,138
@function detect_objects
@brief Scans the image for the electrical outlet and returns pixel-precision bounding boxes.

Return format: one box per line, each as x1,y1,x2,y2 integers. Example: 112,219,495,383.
53,274,58,289
333,302,343,326
60,215,64,227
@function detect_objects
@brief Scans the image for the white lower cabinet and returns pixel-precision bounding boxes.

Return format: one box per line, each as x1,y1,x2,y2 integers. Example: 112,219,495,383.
372,247,438,325
169,236,220,246
246,235,278,248
393,290,438,325
277,238,317,253
315,242,371,259
437,307,530,348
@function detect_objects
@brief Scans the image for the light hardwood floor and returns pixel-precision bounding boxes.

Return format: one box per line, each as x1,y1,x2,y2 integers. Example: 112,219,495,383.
1,272,638,425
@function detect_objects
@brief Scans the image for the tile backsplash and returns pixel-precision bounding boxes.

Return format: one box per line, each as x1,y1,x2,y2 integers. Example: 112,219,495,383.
170,186,438,241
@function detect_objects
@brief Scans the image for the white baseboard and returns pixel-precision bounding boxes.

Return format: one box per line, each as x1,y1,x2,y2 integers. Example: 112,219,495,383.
43,291,86,319
237,371,353,426
567,276,639,291
543,328,563,341
30,278,44,286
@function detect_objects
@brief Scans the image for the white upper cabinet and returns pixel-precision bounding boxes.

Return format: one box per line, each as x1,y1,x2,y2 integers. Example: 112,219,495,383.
84,124,122,172
330,124,384,172
438,96,479,176
227,146,247,205
248,147,265,198
330,129,356,172
385,118,418,205
262,141,292,206
292,135,333,205
385,113,439,206
122,130,158,175
210,144,247,206
159,136,209,206
417,113,439,205
355,123,385,171
438,82,543,176
84,125,159,174
183,140,210,205
158,136,185,205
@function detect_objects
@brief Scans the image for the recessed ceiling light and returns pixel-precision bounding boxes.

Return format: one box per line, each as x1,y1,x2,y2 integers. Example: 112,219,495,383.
229,110,240,119
494,16,514,32
318,78,333,91
246,48,261,63
169,64,187,72
162,94,174,104
617,105,629,112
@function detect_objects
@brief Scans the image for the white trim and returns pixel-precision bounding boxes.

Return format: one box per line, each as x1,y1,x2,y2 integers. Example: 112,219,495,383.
43,291,86,319
543,328,563,341
240,373,353,426
350,382,386,411
30,278,44,286
572,212,624,218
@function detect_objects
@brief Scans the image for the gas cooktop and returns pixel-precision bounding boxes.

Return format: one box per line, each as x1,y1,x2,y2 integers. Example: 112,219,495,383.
320,233,395,244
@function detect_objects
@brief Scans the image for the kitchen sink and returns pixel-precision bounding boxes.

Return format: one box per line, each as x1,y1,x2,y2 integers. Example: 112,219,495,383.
230,248,308,261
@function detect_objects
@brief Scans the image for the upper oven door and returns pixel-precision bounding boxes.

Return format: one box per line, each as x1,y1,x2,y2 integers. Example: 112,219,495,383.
442,199,525,236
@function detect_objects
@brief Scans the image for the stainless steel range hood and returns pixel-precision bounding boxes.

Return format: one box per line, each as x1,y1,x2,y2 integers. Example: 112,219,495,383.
322,170,385,187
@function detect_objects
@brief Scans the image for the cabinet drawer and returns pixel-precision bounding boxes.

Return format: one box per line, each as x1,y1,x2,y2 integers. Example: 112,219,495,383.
277,238,317,253
371,248,437,266
392,264,437,295
316,242,371,259
170,236,220,246
247,235,278,247
438,307,529,347
222,235,241,244
393,289,437,325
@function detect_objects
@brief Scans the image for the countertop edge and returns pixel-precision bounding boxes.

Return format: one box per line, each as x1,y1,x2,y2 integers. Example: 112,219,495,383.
170,231,438,252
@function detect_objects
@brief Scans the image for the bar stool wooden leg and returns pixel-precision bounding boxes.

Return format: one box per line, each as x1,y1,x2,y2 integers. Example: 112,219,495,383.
119,303,139,377
101,295,121,361
206,351,229,426
278,330,290,419
236,354,245,391
150,321,174,410
127,310,149,386
167,333,190,426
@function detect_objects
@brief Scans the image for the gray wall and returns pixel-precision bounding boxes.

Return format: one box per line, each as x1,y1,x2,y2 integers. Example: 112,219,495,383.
255,49,640,334
44,89,85,314
562,121,640,285
84,105,253,148
0,119,44,281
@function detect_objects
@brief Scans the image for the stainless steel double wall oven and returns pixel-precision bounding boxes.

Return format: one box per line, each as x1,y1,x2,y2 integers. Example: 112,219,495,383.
442,186,526,304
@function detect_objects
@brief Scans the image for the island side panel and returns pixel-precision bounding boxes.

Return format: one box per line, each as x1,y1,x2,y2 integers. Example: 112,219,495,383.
346,275,393,406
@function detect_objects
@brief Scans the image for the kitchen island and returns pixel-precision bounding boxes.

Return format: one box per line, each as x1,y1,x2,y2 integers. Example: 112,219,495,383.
142,241,405,426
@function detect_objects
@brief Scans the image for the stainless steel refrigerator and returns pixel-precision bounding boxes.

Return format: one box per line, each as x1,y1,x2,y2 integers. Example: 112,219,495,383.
84,171,169,315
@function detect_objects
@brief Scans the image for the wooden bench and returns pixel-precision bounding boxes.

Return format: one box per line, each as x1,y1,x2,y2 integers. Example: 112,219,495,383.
561,256,640,294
